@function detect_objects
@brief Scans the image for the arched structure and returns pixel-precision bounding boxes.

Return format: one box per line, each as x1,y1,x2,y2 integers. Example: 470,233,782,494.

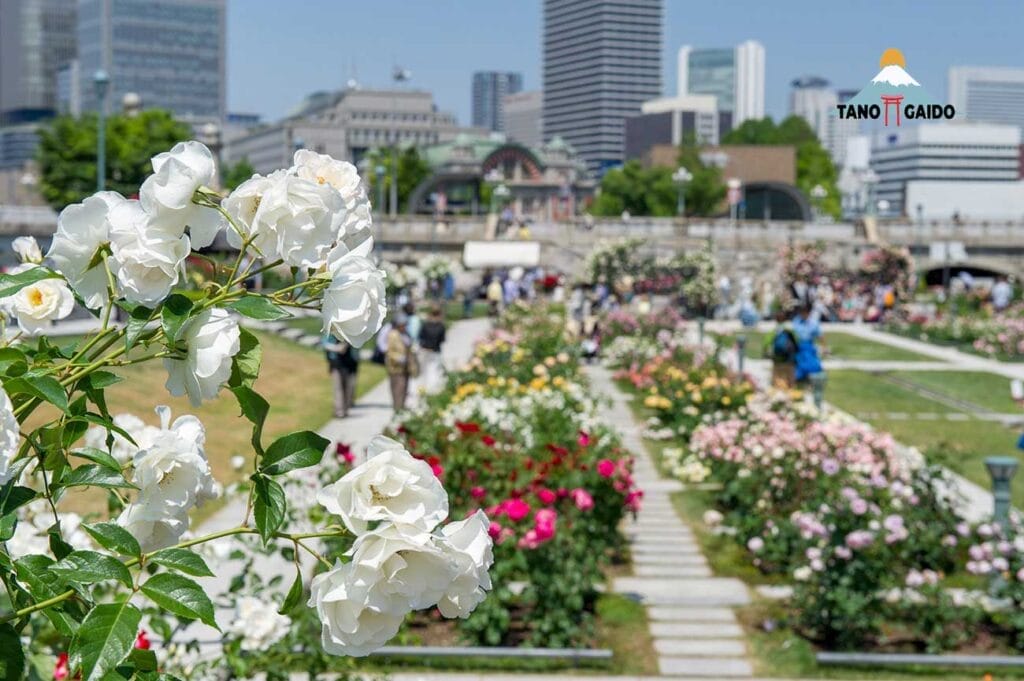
742,182,813,222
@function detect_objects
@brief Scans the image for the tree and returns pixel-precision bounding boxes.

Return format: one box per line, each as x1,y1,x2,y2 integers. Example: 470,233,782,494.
677,134,726,217
222,157,255,191
363,146,432,213
36,109,192,210
722,115,841,218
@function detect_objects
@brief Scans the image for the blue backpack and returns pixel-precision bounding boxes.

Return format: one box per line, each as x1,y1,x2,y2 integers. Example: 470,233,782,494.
772,329,797,363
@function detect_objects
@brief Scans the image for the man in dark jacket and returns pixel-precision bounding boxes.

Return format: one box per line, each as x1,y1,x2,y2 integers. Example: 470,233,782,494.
323,333,359,418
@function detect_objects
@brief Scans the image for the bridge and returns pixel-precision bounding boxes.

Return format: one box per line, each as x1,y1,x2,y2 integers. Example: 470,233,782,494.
4,205,1023,280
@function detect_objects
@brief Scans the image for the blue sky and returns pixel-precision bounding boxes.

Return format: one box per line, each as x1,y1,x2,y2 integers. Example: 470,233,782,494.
227,0,1023,124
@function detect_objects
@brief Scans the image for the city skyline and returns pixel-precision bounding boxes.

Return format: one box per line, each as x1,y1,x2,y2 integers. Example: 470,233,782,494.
227,0,1022,126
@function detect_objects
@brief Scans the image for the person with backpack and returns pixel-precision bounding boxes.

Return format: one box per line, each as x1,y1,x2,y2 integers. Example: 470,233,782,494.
792,304,825,384
764,308,798,388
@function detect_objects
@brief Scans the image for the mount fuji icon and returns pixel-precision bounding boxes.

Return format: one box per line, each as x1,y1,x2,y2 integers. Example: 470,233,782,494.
845,62,936,107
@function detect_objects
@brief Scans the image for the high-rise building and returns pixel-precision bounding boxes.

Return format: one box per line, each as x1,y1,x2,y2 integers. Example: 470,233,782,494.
0,0,77,124
472,71,523,132
789,77,859,167
677,40,764,125
543,0,663,174
77,0,225,122
624,94,732,160
503,90,543,148
948,66,1024,131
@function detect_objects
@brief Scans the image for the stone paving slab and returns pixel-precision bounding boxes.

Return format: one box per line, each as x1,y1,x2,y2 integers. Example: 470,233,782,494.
651,621,744,638
631,554,709,568
655,638,747,656
635,564,712,578
613,576,750,606
648,606,739,622
630,543,702,556
658,656,754,677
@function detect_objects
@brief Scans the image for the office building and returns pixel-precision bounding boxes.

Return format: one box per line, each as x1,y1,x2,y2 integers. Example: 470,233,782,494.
870,122,1022,214
223,87,482,175
789,76,859,166
503,90,543,148
543,0,663,174
0,0,77,124
77,0,225,121
471,71,523,132
948,66,1024,131
624,94,732,159
677,40,764,125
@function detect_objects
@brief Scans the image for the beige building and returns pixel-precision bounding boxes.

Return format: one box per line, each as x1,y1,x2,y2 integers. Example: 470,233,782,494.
643,143,795,185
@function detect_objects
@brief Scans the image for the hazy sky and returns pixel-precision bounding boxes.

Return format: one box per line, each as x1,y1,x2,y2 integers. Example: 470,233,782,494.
227,0,1023,124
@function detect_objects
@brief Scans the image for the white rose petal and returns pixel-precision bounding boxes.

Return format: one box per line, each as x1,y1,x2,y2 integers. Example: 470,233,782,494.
228,596,292,651
292,150,374,255
255,173,343,268
116,504,188,554
320,249,386,347
164,308,240,405
436,511,494,618
83,413,160,466
48,191,124,309
108,199,190,305
0,386,20,484
317,435,448,535
6,264,74,335
308,560,408,657
12,236,42,264
346,523,456,610
222,171,285,257
141,141,224,248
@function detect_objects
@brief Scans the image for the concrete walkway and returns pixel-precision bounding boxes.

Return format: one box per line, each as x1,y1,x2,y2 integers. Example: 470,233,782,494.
588,365,754,679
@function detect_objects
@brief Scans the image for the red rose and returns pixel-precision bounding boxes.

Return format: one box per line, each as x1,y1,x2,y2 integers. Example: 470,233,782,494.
54,653,70,681
456,421,480,433
537,488,557,505
597,459,615,477
135,630,151,650
481,435,496,447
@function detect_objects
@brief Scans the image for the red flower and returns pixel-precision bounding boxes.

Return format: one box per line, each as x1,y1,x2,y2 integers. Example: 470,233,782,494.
578,431,592,447
426,456,444,477
597,459,615,478
481,435,496,447
456,421,480,433
135,630,151,650
470,486,486,500
54,653,69,681
536,488,557,505
546,444,569,457
335,442,354,465
501,498,531,522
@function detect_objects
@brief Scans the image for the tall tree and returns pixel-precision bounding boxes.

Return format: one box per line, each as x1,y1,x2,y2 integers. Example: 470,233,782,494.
677,134,726,217
36,110,192,210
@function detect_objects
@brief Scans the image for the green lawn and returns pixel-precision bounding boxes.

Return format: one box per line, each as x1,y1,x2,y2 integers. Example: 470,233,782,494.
891,370,1020,414
719,330,932,362
825,370,954,415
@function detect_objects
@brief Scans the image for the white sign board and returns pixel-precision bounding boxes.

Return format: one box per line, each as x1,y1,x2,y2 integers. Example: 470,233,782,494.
928,241,967,261
463,241,541,269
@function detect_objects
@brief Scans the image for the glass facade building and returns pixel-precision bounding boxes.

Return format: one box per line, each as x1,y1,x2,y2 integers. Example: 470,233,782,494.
0,0,77,124
542,0,663,174
471,71,523,132
77,0,225,121
685,48,735,112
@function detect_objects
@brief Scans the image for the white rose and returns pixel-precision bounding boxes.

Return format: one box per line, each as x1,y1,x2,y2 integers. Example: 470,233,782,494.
6,264,74,335
116,503,188,553
308,560,408,657
221,171,285,257
227,596,291,651
48,192,125,309
12,236,42,264
320,249,386,347
83,412,160,466
346,523,456,610
108,199,190,305
0,386,21,484
317,435,447,535
141,141,224,249
129,406,217,513
255,173,343,268
164,308,240,405
436,512,494,618
291,150,374,256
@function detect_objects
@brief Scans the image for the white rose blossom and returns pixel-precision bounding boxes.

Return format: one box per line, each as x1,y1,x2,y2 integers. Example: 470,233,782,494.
317,435,448,535
83,412,160,466
436,511,494,618
108,199,190,306
140,140,225,249
254,172,343,268
227,596,292,651
48,191,125,309
291,149,374,255
164,308,240,405
0,386,20,484
4,264,74,335
345,524,457,610
320,248,387,347
11,236,42,264
221,171,284,257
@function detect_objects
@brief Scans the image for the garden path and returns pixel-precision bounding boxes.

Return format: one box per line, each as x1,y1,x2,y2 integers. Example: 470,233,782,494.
588,365,755,678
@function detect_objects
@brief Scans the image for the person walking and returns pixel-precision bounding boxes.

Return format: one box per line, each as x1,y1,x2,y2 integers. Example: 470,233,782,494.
763,308,797,389
792,304,824,384
322,333,359,418
418,305,447,392
385,314,418,411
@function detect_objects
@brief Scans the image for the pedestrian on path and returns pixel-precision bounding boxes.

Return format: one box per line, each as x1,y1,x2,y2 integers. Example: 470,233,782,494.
418,304,447,392
792,304,825,384
322,333,359,418
764,308,797,388
385,313,418,411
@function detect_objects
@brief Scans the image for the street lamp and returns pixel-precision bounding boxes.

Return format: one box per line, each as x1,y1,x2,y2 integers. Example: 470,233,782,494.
93,69,110,192
810,184,827,221
984,456,1018,529
390,66,411,217
375,165,386,216
861,169,879,217
672,166,693,217
727,177,742,224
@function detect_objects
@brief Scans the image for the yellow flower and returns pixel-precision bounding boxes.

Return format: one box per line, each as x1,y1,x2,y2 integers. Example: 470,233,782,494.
691,391,703,404
721,396,731,406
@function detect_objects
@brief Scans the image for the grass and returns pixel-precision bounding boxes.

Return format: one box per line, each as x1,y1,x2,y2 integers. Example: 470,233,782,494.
717,330,932,362
54,331,386,518
891,370,1020,414
825,370,954,415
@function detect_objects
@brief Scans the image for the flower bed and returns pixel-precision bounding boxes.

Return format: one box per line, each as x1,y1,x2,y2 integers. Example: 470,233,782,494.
606,312,1024,656
390,304,641,648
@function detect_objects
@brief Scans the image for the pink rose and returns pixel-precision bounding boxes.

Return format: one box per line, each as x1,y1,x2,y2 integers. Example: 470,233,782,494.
502,498,531,522
470,486,486,500
570,488,594,511
537,488,557,505
597,459,615,477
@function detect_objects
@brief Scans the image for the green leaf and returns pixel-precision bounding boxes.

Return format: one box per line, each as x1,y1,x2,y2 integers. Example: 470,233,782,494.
0,266,61,298
227,328,261,389
70,447,123,474
149,548,213,577
128,648,158,673
0,623,25,681
88,371,124,390
52,550,132,588
122,304,154,351
83,522,141,557
13,555,77,636
4,374,68,413
160,294,194,343
140,573,218,628
252,476,286,545
227,296,290,321
0,483,36,515
279,569,304,615
0,347,28,375
60,464,133,490
260,430,328,476
231,386,268,455
69,600,141,681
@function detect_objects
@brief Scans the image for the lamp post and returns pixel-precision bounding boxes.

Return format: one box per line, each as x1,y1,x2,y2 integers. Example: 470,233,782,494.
736,334,746,374
727,177,742,225
375,165,386,216
390,66,411,217
93,70,110,192
810,372,828,415
985,456,1019,529
672,166,693,218
810,183,827,221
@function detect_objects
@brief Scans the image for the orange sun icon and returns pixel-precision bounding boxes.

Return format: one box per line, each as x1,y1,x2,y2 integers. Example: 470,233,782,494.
879,48,906,69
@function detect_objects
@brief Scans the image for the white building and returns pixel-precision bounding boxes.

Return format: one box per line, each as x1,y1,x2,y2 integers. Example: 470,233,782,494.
789,77,859,166
948,66,1024,131
502,90,542,148
870,122,1022,216
677,40,764,126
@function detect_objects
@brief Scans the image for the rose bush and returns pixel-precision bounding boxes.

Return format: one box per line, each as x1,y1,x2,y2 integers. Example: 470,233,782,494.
0,143,492,680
